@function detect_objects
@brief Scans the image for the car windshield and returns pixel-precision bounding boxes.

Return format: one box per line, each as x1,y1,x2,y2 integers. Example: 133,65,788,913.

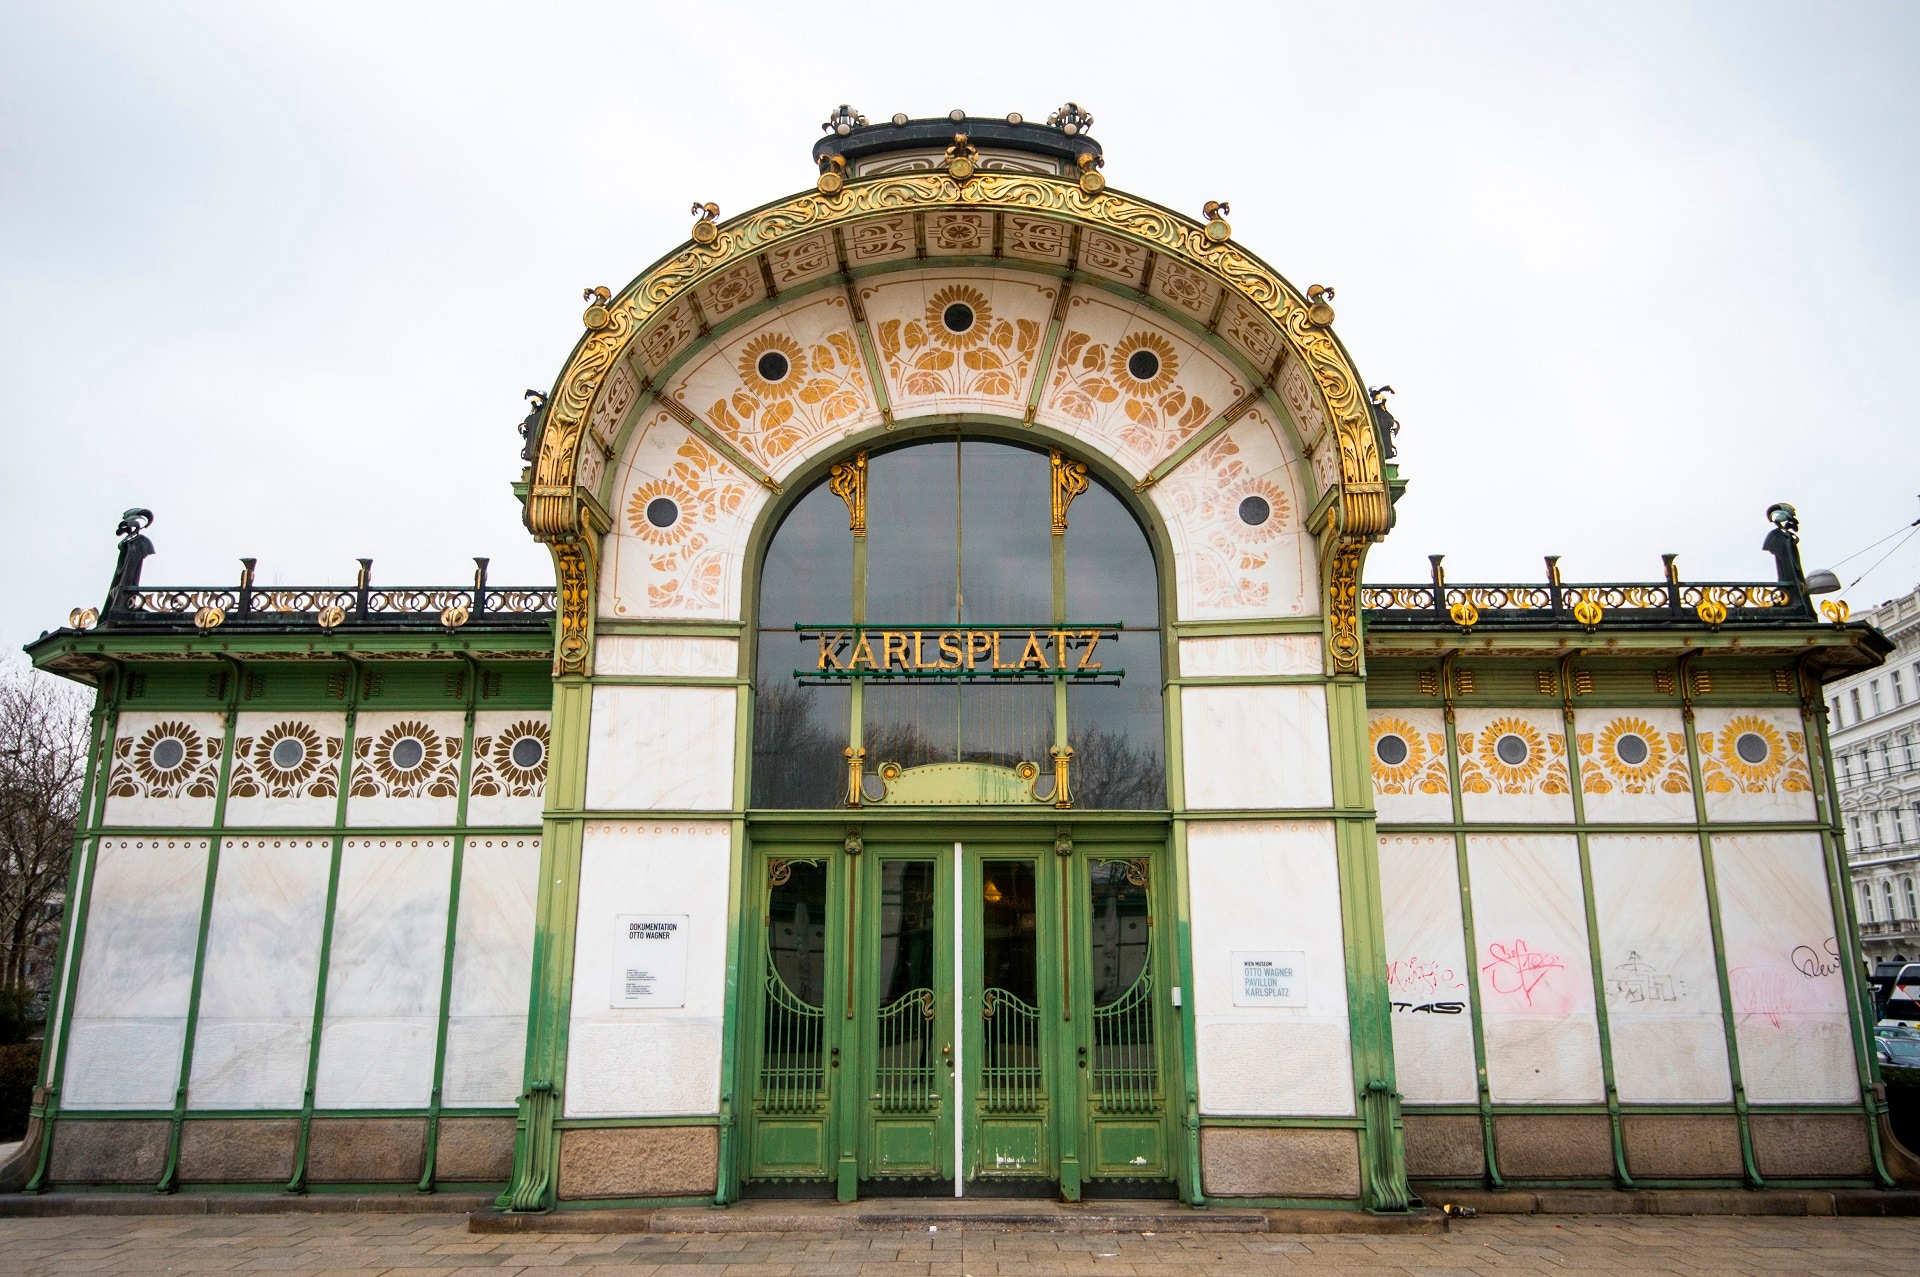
1881,1036,1920,1066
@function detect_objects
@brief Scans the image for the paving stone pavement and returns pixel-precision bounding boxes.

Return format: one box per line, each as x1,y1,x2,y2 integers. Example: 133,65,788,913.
1,1213,1919,1276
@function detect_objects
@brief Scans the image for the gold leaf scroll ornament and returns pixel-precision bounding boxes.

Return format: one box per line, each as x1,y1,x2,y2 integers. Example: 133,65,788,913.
1050,449,1090,534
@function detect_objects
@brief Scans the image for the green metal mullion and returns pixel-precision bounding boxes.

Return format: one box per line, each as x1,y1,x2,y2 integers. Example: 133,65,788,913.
24,676,121,1194
418,658,483,1193
1677,659,1764,1188
288,661,362,1193
34,694,109,1096
714,649,756,1202
157,658,244,1192
848,534,866,798
1561,690,1632,1189
1800,680,1896,1188
1439,668,1502,1189
1163,661,1205,1205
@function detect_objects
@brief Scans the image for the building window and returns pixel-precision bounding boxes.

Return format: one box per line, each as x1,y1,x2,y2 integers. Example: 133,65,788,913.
1900,808,1913,844
1885,880,1899,921
1831,698,1845,726
1872,680,1885,714
1843,754,1855,782
1906,876,1918,920
1853,688,1865,721
1896,669,1908,706
1850,814,1865,847
1863,882,1877,922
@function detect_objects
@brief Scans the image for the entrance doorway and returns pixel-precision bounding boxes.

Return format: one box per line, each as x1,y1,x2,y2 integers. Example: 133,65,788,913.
739,833,1177,1200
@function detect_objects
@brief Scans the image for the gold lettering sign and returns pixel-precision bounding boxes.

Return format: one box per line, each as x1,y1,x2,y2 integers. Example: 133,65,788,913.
802,627,1116,678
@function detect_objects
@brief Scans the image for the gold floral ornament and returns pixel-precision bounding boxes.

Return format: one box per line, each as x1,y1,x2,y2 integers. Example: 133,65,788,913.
621,437,752,614
1578,716,1690,795
873,285,1042,401
1368,715,1450,796
351,720,462,799
109,720,222,799
470,719,551,798
705,326,869,468
1458,716,1569,795
229,720,340,799
1701,714,1811,794
1051,329,1211,463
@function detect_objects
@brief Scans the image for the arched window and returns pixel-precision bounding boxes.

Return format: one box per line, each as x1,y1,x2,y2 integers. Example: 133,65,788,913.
1904,875,1917,921
751,437,1164,810
1862,882,1876,923
1884,879,1899,922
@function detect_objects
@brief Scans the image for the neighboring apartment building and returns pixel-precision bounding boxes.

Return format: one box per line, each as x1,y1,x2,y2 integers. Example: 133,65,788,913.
1831,581,1920,965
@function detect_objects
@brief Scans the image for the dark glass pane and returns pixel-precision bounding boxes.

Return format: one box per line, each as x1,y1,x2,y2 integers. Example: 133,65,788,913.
959,681,1052,769
960,442,1052,625
759,481,853,628
1088,861,1151,1005
751,640,848,808
1069,631,1165,809
879,861,938,1004
767,860,828,1006
980,861,1038,1006
866,440,959,625
1065,476,1159,627
864,681,958,767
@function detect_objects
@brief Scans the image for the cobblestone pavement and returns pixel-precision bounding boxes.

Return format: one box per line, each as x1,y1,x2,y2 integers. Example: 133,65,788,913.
3,1213,1920,1277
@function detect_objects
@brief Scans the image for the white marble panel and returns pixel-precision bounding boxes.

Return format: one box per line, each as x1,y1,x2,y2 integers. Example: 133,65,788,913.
1148,408,1315,621
1369,708,1455,824
466,711,550,828
1465,835,1604,1103
585,686,736,811
565,820,732,1117
1455,708,1574,824
1188,820,1354,1116
314,836,453,1108
1573,708,1695,823
1587,835,1730,1103
63,837,210,1109
1377,835,1478,1104
223,712,346,828
858,269,1057,421
594,636,740,679
101,712,226,827
1712,833,1856,1103
188,836,331,1109
442,836,541,1107
1180,685,1331,810
1696,708,1819,823
1178,635,1321,678
344,711,465,828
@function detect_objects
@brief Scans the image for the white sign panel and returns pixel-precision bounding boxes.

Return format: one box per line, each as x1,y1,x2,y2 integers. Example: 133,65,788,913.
1233,951,1308,1007
611,914,689,1008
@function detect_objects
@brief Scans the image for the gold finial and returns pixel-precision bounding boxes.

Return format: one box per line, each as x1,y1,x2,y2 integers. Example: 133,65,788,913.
1821,598,1851,623
1050,449,1090,534
581,286,612,330
690,201,721,244
1202,200,1231,242
944,133,978,181
827,450,868,535
1076,151,1105,194
844,746,866,807
817,154,847,196
1306,284,1336,326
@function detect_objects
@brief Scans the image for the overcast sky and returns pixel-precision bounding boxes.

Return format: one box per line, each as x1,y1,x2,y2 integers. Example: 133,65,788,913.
3,1,1917,657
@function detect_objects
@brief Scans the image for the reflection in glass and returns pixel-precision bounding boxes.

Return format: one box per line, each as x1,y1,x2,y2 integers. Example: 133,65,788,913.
960,682,1052,769
980,861,1042,1113
875,860,939,1113
761,859,828,1112
760,482,853,627
864,682,959,769
1069,631,1165,808
1088,860,1150,1005
866,441,959,624
1087,859,1156,1113
752,639,848,808
960,444,1051,624
768,860,829,1004
1066,475,1159,627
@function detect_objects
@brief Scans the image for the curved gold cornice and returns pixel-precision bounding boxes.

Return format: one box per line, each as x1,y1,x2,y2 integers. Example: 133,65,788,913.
525,174,1388,549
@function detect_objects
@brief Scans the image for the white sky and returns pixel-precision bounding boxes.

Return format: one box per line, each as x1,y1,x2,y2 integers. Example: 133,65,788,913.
3,1,1917,655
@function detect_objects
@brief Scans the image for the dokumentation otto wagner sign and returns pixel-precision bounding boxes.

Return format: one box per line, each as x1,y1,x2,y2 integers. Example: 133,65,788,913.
796,624,1124,681
611,915,689,1009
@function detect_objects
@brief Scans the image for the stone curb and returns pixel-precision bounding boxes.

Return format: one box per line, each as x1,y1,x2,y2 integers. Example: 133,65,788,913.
1421,1187,1920,1217
0,1192,496,1217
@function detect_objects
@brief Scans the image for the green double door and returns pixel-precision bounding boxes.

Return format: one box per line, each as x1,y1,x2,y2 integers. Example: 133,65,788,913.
741,835,1176,1199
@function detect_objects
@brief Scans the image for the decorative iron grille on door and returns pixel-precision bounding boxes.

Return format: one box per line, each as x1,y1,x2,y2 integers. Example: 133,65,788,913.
758,859,828,1114
980,987,1044,1112
873,987,939,1113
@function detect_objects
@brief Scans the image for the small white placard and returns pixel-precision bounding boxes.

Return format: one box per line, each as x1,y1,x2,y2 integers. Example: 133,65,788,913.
611,914,689,1008
1233,951,1307,1007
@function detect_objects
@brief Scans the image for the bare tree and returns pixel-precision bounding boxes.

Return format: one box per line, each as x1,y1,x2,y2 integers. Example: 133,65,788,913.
0,664,91,1010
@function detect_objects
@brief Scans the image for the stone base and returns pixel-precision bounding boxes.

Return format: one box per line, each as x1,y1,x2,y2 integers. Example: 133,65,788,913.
434,1117,516,1182
179,1119,299,1183
1622,1114,1743,1179
1751,1114,1872,1178
48,1119,170,1185
305,1118,427,1184
1493,1114,1613,1179
1403,1115,1483,1179
1198,1127,1361,1199
556,1126,719,1200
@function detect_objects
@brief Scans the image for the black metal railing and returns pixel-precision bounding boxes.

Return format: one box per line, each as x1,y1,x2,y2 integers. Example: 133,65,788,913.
1363,554,1811,630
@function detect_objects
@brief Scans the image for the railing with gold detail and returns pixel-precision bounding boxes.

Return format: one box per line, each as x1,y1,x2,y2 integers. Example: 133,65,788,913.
1363,554,1812,631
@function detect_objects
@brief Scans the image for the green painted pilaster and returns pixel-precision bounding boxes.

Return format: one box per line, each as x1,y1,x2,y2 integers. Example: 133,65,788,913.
1439,660,1503,1188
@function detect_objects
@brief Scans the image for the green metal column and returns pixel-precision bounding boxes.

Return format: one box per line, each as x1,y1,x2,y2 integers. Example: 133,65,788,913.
1440,655,1503,1188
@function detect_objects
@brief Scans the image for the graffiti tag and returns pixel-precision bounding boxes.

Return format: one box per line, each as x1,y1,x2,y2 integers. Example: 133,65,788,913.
1481,939,1565,1007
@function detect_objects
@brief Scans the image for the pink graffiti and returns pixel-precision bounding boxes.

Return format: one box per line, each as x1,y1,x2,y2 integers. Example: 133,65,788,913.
1730,966,1796,1029
1481,939,1565,1007
1387,955,1465,998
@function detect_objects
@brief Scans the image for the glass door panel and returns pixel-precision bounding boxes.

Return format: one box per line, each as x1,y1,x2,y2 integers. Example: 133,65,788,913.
1078,856,1173,1184
859,854,953,1185
746,856,839,1181
967,857,1055,1185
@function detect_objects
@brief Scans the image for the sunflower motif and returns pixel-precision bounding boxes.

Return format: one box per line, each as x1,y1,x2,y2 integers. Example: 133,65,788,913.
492,720,551,791
627,476,698,546
736,332,806,400
132,721,199,784
923,285,994,349
371,720,441,786
1716,715,1786,786
1596,716,1666,785
1108,332,1179,398
256,720,325,788
1226,477,1291,545
1369,716,1428,788
1479,716,1547,788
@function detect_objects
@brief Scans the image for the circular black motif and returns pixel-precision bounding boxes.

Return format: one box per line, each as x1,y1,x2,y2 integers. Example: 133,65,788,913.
1126,348,1161,381
151,737,187,771
755,350,790,382
1494,733,1531,766
1735,731,1771,765
1238,495,1271,527
1375,734,1410,767
270,737,307,771
390,737,427,771
1614,733,1650,766
510,735,546,770
646,498,680,529
941,302,976,333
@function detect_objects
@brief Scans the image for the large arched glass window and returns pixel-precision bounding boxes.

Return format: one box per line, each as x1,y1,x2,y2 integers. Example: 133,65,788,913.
752,437,1163,810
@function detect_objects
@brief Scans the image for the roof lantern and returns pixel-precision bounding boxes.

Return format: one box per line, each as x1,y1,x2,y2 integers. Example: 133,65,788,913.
812,103,1104,189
